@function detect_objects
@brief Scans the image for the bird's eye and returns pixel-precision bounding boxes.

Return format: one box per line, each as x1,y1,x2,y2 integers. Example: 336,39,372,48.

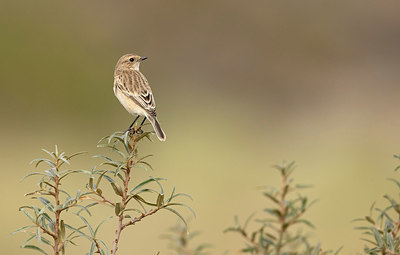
129,58,134,62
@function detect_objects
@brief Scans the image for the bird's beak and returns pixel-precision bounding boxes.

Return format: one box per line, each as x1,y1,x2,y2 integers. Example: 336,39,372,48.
140,56,148,61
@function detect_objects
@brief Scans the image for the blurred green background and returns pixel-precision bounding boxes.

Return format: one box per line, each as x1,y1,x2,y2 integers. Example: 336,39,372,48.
2,0,400,254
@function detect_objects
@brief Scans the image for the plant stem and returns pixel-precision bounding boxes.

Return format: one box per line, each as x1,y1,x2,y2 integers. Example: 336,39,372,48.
240,230,267,254
53,160,61,255
122,207,161,229
111,133,137,255
276,170,287,255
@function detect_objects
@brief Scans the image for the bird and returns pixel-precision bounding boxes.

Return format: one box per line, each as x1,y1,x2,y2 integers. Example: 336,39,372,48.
113,53,166,141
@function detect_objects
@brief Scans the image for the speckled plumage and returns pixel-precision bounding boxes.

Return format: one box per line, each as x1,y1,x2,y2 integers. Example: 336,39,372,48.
113,54,166,141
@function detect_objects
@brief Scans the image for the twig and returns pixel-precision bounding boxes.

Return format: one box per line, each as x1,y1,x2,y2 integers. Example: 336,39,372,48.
53,159,61,255
276,171,287,255
240,230,268,254
83,195,116,207
122,207,161,229
36,223,57,239
111,132,136,255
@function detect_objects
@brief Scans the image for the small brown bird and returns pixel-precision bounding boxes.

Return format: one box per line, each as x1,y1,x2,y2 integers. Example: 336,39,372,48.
113,54,166,141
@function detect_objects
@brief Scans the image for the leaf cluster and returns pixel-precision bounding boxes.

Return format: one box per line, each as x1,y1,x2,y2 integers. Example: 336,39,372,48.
87,131,194,227
224,162,326,255
161,222,211,255
353,154,400,254
13,147,109,255
13,129,194,255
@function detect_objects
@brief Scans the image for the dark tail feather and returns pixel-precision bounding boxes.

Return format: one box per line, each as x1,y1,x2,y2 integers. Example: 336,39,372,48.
147,115,166,141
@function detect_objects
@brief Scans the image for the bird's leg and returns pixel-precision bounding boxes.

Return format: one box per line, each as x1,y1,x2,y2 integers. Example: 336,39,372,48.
127,115,140,134
136,117,146,134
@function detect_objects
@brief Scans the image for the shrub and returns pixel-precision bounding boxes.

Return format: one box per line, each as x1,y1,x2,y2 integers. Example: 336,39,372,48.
13,127,193,255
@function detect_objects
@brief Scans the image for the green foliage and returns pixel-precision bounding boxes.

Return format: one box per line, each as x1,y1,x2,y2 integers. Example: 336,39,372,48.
13,128,193,255
86,130,194,226
13,147,109,255
162,222,211,255
225,162,328,255
353,154,400,254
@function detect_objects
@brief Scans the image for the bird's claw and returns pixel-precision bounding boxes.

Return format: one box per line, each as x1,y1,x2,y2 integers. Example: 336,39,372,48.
136,127,144,134
126,126,143,136
127,128,135,136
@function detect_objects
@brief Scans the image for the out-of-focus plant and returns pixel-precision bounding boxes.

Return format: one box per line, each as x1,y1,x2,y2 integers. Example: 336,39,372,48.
12,147,110,255
353,154,400,254
161,221,211,255
225,162,328,255
83,126,194,255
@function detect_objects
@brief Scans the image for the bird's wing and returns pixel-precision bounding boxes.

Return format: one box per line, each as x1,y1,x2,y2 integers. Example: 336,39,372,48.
115,70,157,116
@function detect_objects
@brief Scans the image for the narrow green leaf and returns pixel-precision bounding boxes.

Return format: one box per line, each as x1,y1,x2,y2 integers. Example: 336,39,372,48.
95,171,107,190
110,183,123,197
93,155,113,162
133,195,157,206
66,151,87,160
77,215,95,237
169,192,193,201
36,227,42,244
234,215,239,228
10,225,36,236
20,208,35,223
165,203,196,218
59,220,65,241
89,177,94,189
21,172,46,181
96,189,103,196
59,169,91,181
167,186,175,203
387,178,400,188
41,148,56,159
365,216,375,225
76,203,98,216
131,177,166,194
372,228,383,247
387,233,395,252
223,227,240,233
136,161,154,171
115,203,123,216
97,239,110,255
311,242,321,255
65,225,87,240
58,157,70,166
294,219,315,229
30,158,56,168
22,245,48,255
164,207,187,226
243,212,256,231
150,176,164,194
89,242,96,255
157,193,164,207
21,234,36,247
263,192,279,204
295,184,314,189
94,216,113,237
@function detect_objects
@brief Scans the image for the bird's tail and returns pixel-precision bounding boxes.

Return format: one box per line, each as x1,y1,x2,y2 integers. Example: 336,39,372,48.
147,115,166,141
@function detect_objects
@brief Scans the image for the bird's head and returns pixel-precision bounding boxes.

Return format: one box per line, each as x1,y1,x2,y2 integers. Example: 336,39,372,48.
115,54,148,71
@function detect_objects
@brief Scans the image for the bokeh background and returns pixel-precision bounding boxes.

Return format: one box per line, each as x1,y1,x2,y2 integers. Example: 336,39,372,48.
2,0,400,254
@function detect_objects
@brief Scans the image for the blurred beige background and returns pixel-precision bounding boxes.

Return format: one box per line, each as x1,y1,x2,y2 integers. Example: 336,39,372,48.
2,0,400,254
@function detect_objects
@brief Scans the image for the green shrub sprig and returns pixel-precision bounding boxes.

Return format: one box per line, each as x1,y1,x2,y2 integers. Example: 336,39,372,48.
225,162,328,255
353,154,400,254
13,127,193,255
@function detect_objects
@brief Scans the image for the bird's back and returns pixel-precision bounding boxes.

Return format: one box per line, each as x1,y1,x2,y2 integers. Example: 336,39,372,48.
114,69,156,117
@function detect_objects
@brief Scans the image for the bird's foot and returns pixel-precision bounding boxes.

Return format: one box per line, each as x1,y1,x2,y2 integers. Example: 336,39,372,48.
136,127,144,134
126,128,135,136
126,126,143,136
